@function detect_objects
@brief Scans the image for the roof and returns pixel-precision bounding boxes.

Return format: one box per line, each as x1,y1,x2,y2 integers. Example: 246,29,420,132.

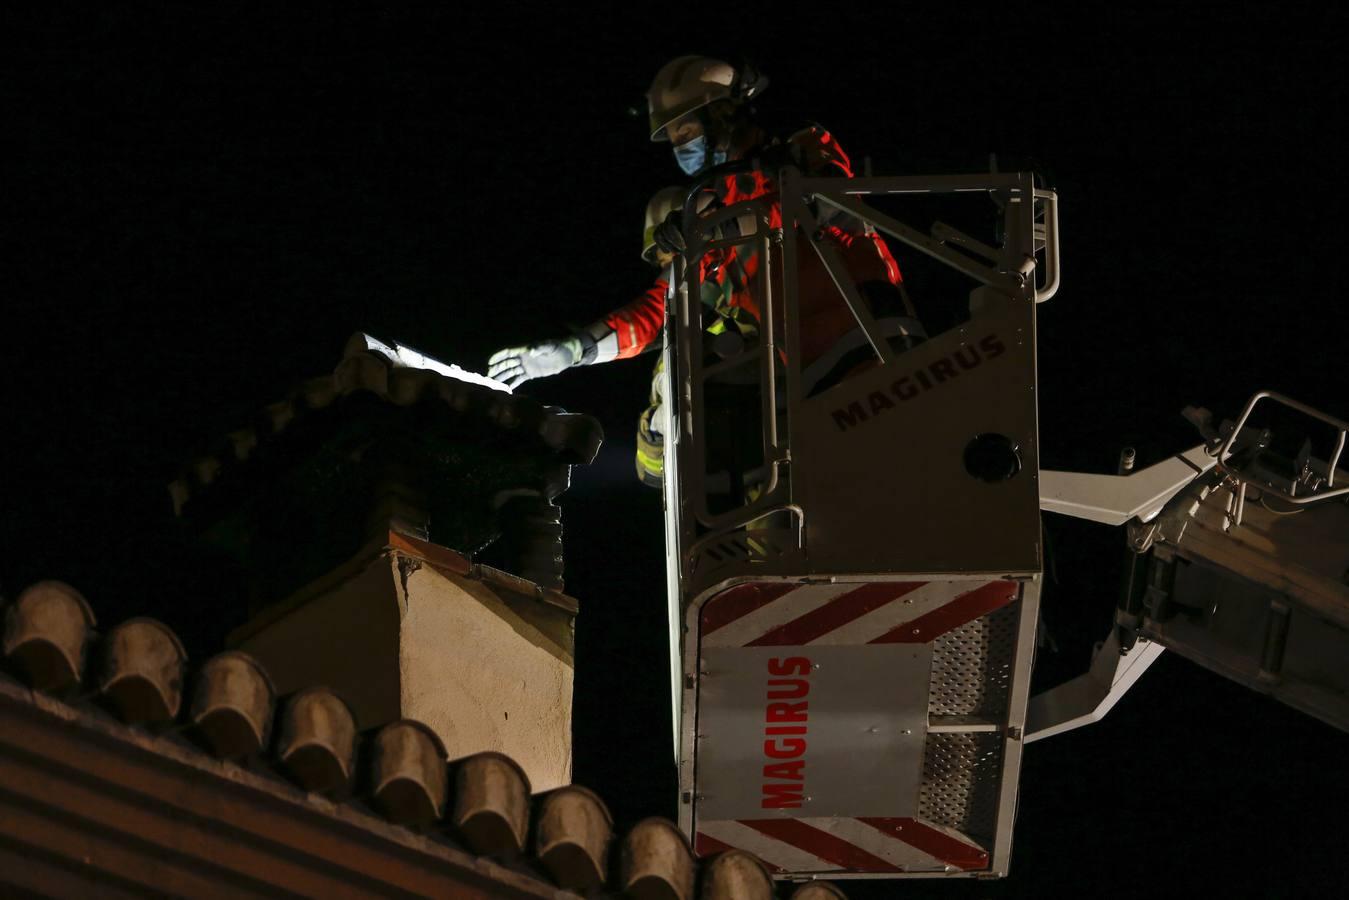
0,579,848,899
165,334,604,599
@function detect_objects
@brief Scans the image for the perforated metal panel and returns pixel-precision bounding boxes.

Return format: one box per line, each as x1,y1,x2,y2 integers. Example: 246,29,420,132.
920,603,1020,842
918,732,1003,840
928,605,1018,717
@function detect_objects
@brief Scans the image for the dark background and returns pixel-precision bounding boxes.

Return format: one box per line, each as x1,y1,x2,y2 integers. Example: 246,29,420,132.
5,6,1347,896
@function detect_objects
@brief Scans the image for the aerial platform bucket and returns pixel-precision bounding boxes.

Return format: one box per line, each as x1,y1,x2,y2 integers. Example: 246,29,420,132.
664,167,1057,878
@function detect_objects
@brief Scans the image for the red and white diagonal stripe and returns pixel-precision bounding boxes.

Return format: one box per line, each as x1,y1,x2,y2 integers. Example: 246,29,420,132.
701,580,1018,648
695,816,989,874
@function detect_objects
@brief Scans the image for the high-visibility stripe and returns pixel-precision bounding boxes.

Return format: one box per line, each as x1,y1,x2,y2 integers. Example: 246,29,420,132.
699,817,988,875
856,818,989,871
636,445,663,475
693,830,737,858
746,583,926,647
741,819,902,873
700,584,797,636
700,579,1010,647
809,581,954,646
869,581,1018,644
804,817,948,872
694,830,785,872
701,584,853,649
696,820,837,873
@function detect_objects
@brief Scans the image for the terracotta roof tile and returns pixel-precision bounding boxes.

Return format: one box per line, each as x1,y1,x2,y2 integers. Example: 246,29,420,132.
0,581,850,898
189,650,275,759
535,785,613,891
2,581,96,691
275,685,359,793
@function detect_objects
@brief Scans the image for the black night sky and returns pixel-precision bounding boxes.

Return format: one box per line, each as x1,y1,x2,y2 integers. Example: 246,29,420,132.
5,6,1347,896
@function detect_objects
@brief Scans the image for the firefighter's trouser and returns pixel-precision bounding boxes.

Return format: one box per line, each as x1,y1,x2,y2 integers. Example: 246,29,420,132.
636,355,666,488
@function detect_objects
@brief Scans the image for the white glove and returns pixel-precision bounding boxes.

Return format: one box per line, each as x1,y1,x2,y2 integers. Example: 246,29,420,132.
487,337,583,388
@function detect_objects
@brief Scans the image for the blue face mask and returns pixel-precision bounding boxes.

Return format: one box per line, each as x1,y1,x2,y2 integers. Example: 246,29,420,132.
674,135,727,176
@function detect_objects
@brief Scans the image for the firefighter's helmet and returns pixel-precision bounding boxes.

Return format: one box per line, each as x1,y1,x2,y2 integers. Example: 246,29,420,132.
646,55,768,142
642,186,687,264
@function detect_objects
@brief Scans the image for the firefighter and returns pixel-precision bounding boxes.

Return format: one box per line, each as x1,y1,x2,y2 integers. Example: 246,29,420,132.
488,56,916,391
642,56,930,510
489,57,920,501
643,55,922,382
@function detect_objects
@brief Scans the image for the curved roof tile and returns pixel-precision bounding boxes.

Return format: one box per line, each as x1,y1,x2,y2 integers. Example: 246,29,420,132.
0,581,848,898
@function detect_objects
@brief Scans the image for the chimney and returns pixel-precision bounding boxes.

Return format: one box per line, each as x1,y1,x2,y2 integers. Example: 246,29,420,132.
170,336,602,791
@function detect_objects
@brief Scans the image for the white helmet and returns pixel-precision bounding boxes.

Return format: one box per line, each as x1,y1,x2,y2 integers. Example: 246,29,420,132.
642,186,687,263
646,55,767,142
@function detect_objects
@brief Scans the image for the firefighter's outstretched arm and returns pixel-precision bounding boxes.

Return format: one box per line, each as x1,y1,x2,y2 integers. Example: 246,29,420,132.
487,276,668,388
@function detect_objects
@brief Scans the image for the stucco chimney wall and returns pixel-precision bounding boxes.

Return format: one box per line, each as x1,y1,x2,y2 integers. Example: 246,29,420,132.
234,533,575,791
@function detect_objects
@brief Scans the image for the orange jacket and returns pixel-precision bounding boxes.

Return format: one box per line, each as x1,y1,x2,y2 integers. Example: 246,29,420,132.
580,126,903,367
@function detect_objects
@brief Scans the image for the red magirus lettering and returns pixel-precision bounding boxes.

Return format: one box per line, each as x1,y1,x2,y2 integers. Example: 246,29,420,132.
766,702,808,723
768,657,811,676
979,333,1006,358
763,656,811,808
767,677,809,699
763,760,805,781
762,782,805,809
764,738,807,758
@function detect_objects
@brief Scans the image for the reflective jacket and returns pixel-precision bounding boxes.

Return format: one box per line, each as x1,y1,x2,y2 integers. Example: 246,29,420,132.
579,125,905,368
